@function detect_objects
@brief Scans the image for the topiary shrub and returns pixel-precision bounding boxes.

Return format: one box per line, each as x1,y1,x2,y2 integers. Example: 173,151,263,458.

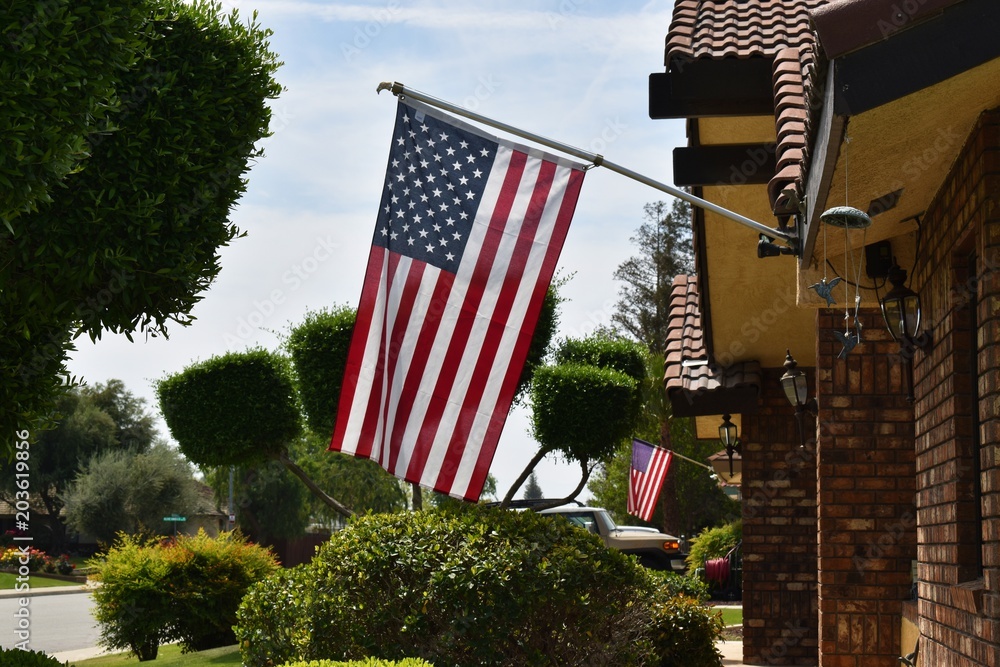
90,530,278,661
0,648,67,667
238,506,654,667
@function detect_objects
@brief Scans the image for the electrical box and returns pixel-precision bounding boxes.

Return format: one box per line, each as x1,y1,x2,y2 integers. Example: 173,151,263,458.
865,240,892,280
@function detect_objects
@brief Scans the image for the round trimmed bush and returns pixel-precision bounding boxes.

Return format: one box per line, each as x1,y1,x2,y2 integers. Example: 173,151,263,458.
238,506,653,666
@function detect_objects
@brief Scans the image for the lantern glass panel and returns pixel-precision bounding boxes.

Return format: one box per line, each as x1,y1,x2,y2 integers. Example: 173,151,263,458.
781,374,800,407
882,298,904,342
720,421,737,447
903,294,921,338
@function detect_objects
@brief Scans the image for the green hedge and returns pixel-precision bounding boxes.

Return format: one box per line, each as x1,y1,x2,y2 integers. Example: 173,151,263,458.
238,506,724,667
278,660,433,667
0,648,66,667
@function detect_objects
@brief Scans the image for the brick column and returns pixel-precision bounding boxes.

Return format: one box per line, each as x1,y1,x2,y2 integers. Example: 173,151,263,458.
815,308,917,667
742,367,819,665
910,109,1000,667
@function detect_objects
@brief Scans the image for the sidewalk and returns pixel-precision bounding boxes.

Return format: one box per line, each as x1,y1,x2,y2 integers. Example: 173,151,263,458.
718,639,747,665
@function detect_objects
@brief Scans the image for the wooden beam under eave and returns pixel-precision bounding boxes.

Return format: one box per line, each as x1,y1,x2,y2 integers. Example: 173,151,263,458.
649,57,775,119
674,144,777,186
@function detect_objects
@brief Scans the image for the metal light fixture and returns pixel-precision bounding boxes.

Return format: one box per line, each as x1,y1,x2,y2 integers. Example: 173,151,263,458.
780,350,817,447
880,262,929,403
719,414,741,477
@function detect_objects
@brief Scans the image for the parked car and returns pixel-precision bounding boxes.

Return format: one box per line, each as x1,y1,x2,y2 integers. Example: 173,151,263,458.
536,504,688,573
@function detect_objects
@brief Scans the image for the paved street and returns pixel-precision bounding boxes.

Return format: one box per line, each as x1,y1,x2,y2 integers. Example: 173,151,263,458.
0,590,101,655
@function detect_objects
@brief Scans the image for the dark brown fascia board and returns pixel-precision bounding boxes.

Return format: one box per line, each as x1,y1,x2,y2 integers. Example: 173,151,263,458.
668,385,760,418
649,58,775,119
674,144,778,187
800,64,846,266
832,0,1000,116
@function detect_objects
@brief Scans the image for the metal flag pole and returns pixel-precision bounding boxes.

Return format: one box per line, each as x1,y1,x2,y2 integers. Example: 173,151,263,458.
377,81,796,245
669,449,715,472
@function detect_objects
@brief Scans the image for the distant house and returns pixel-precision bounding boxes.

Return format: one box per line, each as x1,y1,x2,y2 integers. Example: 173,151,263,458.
656,1,999,665
0,482,228,549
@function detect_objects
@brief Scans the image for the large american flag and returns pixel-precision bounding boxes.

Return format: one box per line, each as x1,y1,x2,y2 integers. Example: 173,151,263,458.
330,99,586,501
627,438,673,522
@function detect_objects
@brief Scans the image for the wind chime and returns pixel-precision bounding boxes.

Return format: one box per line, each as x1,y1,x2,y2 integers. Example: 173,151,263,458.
810,137,872,359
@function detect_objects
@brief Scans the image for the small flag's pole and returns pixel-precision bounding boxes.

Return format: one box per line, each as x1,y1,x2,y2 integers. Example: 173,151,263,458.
669,450,715,472
377,81,797,246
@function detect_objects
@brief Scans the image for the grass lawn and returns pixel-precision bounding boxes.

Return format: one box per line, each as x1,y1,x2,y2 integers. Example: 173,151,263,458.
70,645,240,667
0,572,81,589
718,606,743,627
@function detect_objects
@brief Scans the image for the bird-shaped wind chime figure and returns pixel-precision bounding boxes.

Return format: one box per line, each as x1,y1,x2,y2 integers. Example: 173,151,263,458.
810,137,872,359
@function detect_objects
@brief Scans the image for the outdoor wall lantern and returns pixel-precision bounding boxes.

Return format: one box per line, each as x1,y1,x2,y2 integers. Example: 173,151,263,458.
780,350,817,447
718,414,741,477
880,262,930,403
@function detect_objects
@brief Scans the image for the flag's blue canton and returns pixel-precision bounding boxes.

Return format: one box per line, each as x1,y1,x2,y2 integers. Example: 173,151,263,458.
374,103,498,273
632,440,652,473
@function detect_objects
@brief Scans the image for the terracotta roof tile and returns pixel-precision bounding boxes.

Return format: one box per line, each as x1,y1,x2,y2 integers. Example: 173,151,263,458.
663,275,761,412
665,1,827,220
666,0,827,63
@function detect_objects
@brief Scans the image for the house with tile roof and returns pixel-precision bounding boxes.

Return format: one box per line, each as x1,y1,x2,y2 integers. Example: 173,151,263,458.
655,0,1000,664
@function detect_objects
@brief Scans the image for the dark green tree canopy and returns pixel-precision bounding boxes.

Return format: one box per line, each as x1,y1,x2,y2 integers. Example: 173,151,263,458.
81,379,157,452
157,349,302,467
285,306,356,438
1,0,145,223
2,0,283,457
555,335,648,383
530,363,639,464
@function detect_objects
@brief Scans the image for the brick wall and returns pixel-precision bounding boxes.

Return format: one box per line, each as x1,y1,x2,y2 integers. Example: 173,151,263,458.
815,308,917,667
742,367,819,665
909,109,1000,667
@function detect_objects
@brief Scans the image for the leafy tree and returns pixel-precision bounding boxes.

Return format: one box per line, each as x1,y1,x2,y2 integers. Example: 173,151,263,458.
205,461,310,544
2,0,283,458
81,379,157,453
611,200,693,350
291,433,407,521
522,472,544,500
64,444,202,545
156,349,353,518
0,388,117,549
501,334,646,506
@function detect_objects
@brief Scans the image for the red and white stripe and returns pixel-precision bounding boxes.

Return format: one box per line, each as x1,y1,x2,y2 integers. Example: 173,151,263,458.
331,141,585,501
628,441,673,522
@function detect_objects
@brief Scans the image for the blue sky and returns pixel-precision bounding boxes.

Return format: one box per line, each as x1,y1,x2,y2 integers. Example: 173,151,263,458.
69,0,685,502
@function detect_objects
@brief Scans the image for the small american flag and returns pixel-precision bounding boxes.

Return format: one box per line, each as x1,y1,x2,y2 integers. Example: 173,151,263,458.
330,99,586,501
627,438,673,522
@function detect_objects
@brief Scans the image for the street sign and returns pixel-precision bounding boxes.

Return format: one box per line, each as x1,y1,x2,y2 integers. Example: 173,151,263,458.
162,515,187,522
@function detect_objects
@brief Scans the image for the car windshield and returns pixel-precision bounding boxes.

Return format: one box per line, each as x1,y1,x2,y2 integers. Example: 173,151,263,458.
558,510,616,534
